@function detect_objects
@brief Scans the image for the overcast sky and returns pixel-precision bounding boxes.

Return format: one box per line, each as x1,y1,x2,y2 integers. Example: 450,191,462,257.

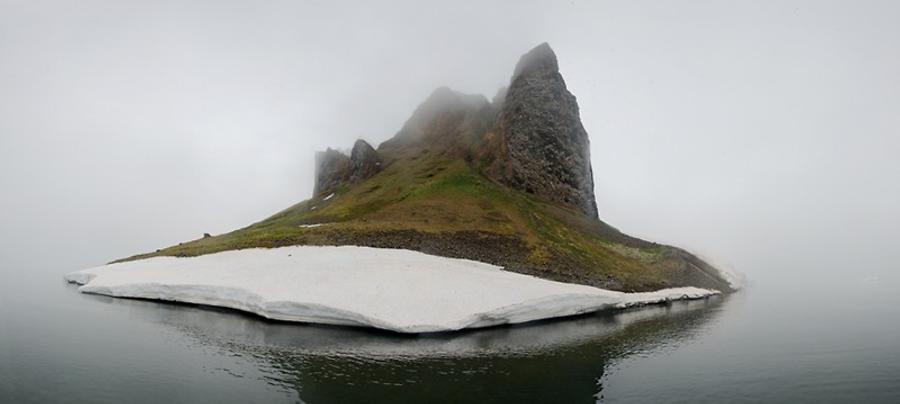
1,0,898,284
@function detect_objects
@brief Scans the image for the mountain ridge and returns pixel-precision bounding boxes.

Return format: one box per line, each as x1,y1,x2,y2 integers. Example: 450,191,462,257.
118,43,733,293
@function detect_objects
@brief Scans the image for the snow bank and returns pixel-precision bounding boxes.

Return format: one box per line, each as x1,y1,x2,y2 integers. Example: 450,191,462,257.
65,246,720,333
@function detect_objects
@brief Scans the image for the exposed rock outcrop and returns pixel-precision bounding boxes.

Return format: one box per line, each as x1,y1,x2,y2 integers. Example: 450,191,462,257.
313,148,351,196
349,139,382,182
314,140,382,196
489,43,599,218
327,44,599,219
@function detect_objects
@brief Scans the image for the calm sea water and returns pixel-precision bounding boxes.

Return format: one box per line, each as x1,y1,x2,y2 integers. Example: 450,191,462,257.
1,265,899,403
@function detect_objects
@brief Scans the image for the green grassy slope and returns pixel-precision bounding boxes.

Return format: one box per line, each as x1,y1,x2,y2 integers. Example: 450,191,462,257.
117,149,731,292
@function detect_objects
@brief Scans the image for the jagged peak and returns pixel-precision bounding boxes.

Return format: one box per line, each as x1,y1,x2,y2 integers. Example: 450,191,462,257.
349,139,382,182
313,148,351,196
351,139,376,158
493,42,598,219
313,140,382,196
511,42,558,81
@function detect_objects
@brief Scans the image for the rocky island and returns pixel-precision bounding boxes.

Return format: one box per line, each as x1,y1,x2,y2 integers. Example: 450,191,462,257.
66,43,739,333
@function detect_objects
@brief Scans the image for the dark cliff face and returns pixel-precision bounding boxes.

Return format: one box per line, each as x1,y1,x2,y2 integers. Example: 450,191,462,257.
349,139,382,182
490,43,599,218
314,140,382,196
313,148,351,196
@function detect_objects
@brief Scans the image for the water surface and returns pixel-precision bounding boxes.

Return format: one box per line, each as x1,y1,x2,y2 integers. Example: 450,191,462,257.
1,267,898,403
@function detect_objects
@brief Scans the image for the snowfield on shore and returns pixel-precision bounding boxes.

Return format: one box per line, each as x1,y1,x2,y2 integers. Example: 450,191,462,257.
65,246,720,333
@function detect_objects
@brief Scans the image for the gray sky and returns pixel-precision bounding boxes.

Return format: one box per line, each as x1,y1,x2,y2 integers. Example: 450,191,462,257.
1,0,898,284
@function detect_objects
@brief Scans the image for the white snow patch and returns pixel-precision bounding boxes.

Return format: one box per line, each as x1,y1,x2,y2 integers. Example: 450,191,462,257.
65,246,720,333
323,193,335,201
298,223,326,228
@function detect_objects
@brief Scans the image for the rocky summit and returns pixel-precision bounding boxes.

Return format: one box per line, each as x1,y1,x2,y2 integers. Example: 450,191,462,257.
314,139,382,196
490,43,598,218
121,43,734,293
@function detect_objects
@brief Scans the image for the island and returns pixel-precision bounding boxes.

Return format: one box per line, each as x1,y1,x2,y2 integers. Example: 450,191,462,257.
66,43,740,333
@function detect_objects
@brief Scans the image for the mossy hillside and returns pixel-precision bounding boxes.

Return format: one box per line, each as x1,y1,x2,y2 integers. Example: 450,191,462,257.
117,150,686,291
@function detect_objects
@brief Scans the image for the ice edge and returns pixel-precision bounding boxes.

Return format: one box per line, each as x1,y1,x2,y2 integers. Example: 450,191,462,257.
64,246,722,334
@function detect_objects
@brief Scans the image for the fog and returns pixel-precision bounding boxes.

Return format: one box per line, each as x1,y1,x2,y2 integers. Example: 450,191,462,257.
1,0,898,286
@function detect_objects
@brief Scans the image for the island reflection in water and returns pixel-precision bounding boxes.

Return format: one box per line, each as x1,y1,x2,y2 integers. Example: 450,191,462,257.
77,290,728,403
